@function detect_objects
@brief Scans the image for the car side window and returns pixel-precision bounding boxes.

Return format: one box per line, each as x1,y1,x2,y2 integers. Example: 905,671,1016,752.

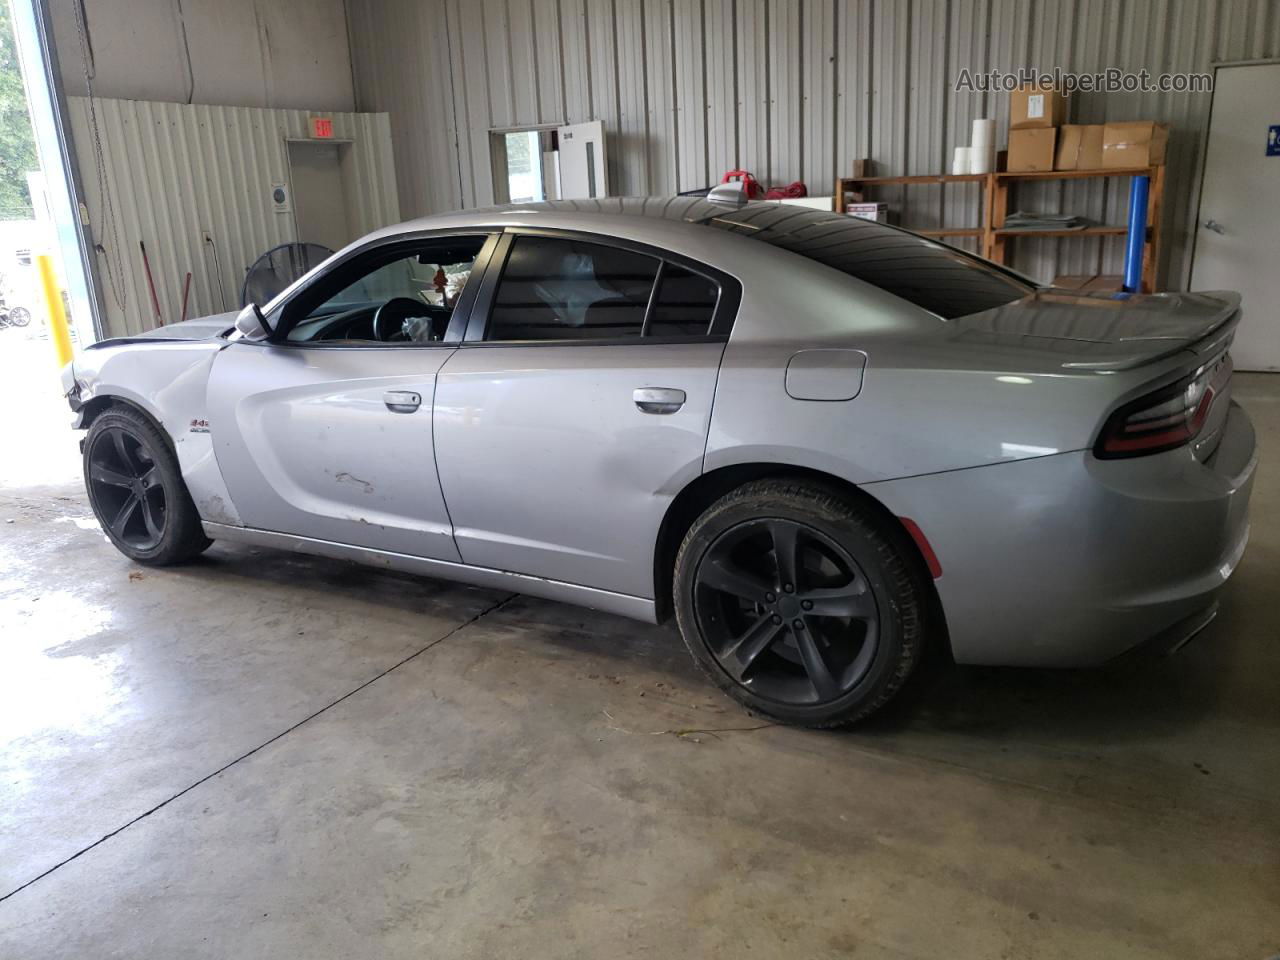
283,236,488,344
484,235,721,342
646,264,720,338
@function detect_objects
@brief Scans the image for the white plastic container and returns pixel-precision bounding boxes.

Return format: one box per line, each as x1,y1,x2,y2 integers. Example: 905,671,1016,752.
969,119,995,174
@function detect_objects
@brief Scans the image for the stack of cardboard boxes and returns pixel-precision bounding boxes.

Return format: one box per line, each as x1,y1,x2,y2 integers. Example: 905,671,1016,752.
1007,86,1067,171
1006,85,1169,172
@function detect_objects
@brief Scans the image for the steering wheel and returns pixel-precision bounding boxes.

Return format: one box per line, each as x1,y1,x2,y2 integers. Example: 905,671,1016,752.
373,297,442,342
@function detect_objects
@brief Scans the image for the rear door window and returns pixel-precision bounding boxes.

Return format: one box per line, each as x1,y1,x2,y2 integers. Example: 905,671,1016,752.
483,235,722,342
487,236,656,341
646,264,720,338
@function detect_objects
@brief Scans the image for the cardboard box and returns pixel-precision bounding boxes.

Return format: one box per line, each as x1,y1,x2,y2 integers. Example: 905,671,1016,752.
1007,128,1057,172
1010,84,1068,129
1055,124,1105,170
1102,122,1168,168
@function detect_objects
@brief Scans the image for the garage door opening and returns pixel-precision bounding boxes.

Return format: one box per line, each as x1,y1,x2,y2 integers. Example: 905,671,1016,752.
2,0,96,492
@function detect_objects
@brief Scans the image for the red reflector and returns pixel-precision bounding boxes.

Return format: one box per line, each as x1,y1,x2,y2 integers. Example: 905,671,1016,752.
899,516,942,579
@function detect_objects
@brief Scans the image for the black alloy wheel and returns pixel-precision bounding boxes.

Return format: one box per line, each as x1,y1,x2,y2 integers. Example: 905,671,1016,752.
87,426,168,550
693,517,880,705
82,405,212,564
673,479,925,727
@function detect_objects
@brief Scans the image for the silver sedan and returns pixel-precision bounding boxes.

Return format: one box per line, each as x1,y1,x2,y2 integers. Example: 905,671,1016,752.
63,198,1257,726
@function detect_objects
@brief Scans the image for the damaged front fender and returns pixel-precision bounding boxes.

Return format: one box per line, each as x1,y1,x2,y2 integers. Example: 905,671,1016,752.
69,338,244,527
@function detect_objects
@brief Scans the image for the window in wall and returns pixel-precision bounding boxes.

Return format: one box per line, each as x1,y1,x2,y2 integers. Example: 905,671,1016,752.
491,129,557,204
505,130,544,203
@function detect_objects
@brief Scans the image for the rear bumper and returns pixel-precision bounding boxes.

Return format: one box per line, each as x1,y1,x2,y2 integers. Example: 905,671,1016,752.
867,401,1257,667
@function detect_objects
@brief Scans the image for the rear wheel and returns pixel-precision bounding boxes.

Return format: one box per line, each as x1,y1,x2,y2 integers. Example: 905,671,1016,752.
83,405,211,565
674,479,925,727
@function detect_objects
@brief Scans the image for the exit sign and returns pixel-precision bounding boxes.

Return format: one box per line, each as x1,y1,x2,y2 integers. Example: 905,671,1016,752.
309,116,333,139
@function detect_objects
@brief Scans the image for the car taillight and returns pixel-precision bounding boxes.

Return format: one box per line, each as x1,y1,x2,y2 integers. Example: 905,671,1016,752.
1094,354,1230,459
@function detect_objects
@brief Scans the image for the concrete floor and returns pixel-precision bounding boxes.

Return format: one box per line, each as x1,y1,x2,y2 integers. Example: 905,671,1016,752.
1,331,1277,957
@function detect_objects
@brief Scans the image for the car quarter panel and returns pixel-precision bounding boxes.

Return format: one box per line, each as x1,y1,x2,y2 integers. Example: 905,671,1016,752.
702,254,1207,483
864,402,1257,666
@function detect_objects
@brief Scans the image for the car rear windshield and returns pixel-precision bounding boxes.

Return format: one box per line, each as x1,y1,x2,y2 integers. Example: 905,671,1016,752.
701,204,1033,319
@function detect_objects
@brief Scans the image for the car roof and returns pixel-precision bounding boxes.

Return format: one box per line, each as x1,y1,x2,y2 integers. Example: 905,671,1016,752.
367,197,963,284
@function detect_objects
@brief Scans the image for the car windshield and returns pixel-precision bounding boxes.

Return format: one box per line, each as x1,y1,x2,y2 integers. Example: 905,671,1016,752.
701,204,1034,319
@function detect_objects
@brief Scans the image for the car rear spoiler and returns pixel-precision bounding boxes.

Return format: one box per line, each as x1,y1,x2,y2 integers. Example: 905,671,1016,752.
1062,292,1241,371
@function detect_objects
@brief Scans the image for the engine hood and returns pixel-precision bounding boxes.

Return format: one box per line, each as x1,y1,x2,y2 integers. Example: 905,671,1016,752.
88,311,238,348
949,289,1241,370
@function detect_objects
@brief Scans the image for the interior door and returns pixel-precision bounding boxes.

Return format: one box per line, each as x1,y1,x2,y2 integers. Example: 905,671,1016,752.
433,231,735,598
205,233,495,560
1190,63,1280,371
287,140,353,251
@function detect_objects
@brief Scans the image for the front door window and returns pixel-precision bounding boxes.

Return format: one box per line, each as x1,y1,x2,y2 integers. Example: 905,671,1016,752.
284,236,489,344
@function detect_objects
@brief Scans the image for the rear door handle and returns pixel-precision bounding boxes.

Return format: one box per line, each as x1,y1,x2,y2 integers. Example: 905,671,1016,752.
633,387,686,414
383,390,422,413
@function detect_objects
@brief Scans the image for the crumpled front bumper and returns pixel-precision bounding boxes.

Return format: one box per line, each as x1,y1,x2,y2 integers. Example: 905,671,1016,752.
59,360,90,430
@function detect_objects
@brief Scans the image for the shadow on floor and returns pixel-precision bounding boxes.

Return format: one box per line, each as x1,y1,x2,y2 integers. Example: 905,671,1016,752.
180,537,1245,747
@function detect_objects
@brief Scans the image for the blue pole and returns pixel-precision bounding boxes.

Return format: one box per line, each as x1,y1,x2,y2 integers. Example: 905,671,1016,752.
1123,175,1150,293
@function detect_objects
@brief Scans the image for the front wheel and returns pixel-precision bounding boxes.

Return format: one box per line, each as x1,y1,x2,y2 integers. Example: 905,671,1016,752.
673,479,926,728
83,405,212,565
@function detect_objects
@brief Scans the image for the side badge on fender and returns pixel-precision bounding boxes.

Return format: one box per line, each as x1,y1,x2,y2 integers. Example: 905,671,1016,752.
189,418,210,434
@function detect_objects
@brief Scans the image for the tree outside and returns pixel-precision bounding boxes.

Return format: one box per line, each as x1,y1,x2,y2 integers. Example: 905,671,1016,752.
0,0,37,221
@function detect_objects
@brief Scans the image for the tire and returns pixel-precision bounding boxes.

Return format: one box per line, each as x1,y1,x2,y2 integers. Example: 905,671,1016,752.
83,405,212,565
9,306,30,327
673,479,926,728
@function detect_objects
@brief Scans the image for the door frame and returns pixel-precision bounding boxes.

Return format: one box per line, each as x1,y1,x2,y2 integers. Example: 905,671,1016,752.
1188,58,1280,287
284,136,356,251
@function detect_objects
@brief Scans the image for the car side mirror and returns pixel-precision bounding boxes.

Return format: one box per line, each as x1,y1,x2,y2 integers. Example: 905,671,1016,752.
234,303,274,340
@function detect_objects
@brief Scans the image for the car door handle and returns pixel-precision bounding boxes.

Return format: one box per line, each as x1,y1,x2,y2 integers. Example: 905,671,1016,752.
383,390,422,413
1202,219,1225,234
633,387,686,415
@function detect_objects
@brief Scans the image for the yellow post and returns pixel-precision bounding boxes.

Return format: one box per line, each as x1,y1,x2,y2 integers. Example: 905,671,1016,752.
36,254,74,368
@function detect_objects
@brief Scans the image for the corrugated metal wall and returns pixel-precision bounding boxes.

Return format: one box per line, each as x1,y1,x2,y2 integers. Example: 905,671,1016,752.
347,0,1280,290
68,97,400,338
